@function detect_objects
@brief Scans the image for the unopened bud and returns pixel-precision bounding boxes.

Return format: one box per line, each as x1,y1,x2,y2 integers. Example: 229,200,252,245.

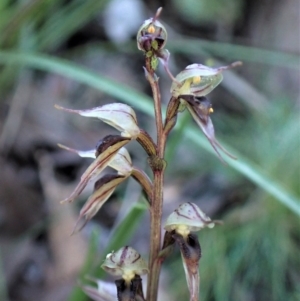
136,7,167,52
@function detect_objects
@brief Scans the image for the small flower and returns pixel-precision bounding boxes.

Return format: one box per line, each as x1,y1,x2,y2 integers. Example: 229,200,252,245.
170,61,242,98
59,144,152,232
59,135,130,204
102,246,148,283
136,7,178,81
168,62,241,162
164,202,218,301
136,7,167,53
164,202,215,236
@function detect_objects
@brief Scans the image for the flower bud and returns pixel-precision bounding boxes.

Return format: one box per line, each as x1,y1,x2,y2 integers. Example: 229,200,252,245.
136,7,167,53
164,202,215,237
102,246,148,283
55,103,140,138
170,61,242,98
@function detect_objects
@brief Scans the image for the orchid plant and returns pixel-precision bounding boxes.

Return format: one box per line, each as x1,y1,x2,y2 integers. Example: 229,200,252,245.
57,7,241,301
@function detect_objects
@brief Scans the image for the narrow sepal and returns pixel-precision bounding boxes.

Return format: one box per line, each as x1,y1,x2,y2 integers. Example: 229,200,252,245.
80,278,117,301
72,174,126,234
58,143,96,158
183,98,236,162
58,144,133,176
165,96,180,125
158,230,176,260
136,129,157,156
173,233,201,301
61,135,130,204
55,103,140,138
164,96,180,136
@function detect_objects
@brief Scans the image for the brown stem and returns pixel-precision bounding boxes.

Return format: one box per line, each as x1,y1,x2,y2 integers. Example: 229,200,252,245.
145,57,165,301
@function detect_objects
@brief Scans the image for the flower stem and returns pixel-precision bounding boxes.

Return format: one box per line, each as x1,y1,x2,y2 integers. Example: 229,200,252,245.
145,58,165,301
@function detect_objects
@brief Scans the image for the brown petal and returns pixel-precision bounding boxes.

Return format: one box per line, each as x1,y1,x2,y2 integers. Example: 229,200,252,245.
173,233,201,301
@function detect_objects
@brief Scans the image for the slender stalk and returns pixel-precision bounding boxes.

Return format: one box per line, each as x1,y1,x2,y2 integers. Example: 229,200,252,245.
145,57,165,301
145,60,163,146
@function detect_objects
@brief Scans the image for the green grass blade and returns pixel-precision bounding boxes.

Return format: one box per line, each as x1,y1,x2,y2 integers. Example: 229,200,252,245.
185,128,300,216
36,0,109,51
0,51,298,216
168,38,300,69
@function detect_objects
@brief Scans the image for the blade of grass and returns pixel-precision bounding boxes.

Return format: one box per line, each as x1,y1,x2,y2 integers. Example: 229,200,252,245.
168,38,300,69
0,51,298,216
36,0,109,51
0,247,9,301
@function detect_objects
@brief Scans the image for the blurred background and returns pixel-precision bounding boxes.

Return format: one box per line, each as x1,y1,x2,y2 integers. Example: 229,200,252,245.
0,0,299,301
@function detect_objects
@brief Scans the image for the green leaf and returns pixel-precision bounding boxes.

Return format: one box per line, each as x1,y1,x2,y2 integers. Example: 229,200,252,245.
0,51,299,216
